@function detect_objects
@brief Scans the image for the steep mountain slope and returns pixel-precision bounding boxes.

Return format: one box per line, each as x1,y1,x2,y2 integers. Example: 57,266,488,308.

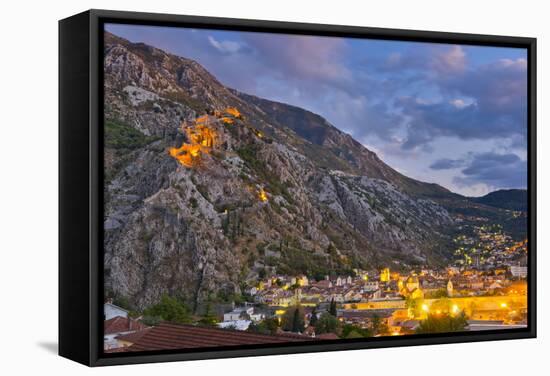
103,32,473,310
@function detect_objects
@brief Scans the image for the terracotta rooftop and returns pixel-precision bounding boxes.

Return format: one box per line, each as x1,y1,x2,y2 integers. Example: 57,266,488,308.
104,347,131,353
316,333,340,340
104,316,148,335
127,322,315,351
115,327,153,343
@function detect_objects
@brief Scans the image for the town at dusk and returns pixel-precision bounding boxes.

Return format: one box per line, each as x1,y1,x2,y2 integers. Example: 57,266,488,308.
102,25,528,352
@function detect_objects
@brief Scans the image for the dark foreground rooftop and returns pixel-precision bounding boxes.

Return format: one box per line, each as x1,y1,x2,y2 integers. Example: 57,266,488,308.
128,322,316,351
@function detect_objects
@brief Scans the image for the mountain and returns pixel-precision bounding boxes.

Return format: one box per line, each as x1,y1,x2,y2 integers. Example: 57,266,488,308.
471,189,528,212
102,32,518,310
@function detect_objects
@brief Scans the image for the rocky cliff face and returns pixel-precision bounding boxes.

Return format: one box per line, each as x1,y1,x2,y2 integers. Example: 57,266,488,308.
103,32,456,310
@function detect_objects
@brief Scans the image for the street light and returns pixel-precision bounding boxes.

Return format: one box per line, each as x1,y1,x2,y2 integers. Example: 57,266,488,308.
451,305,459,314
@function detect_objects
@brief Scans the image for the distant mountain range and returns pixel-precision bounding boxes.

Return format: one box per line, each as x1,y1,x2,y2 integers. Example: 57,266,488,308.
471,189,528,212
102,32,527,310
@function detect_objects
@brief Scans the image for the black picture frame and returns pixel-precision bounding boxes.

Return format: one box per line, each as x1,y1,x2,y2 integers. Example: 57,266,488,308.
59,9,537,367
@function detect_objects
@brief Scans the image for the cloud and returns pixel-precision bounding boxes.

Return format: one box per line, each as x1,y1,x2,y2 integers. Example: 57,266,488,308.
359,46,527,159
446,152,527,189
432,46,466,73
450,98,471,109
430,151,527,191
430,158,466,170
370,44,527,149
378,45,465,76
207,35,246,54
242,33,350,83
440,58,527,116
398,55,527,151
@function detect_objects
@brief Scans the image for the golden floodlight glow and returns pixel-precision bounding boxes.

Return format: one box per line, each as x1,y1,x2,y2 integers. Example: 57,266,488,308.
195,114,209,124
168,144,202,167
258,188,268,202
225,107,241,118
421,304,429,312
500,302,508,308
220,117,234,124
169,116,217,167
451,304,459,314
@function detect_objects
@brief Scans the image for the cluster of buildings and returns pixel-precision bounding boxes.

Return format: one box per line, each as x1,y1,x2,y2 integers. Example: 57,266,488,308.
103,259,528,351
248,259,526,307
453,225,528,270
249,274,378,307
103,231,529,350
231,262,528,335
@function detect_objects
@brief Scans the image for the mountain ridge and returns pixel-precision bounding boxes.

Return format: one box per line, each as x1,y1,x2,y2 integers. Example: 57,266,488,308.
471,189,528,212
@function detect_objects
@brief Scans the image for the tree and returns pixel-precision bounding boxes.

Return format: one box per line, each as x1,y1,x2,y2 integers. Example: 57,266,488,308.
198,302,218,326
281,305,305,332
142,294,192,324
345,330,364,339
309,307,318,327
248,317,280,335
329,298,337,316
370,314,388,336
292,308,304,333
416,312,468,334
258,268,267,279
405,297,423,318
341,324,372,338
315,313,339,334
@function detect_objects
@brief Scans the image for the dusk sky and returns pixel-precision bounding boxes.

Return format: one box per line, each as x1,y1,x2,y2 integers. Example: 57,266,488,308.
106,23,528,197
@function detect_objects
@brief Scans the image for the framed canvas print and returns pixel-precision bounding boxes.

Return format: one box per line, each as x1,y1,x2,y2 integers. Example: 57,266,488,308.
59,9,536,366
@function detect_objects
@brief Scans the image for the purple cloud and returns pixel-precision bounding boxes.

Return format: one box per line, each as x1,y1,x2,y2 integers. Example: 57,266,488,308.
430,158,466,170
242,33,350,83
397,57,527,150
431,152,526,190
454,152,527,189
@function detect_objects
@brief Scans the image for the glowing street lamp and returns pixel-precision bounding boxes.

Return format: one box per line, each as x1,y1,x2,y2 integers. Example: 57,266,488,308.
451,305,459,314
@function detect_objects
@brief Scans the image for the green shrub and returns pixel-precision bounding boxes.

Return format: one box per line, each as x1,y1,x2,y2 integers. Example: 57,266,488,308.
105,120,158,149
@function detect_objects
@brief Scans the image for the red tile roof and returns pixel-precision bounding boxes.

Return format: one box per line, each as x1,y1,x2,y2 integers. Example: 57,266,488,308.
115,327,153,343
128,322,315,351
104,347,131,353
316,333,340,340
104,316,148,335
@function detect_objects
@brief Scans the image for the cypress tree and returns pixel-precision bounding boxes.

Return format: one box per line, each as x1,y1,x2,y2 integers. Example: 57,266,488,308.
329,298,337,316
309,307,318,327
292,307,304,333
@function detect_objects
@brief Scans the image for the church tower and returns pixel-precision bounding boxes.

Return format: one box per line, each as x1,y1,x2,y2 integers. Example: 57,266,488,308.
447,280,454,297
